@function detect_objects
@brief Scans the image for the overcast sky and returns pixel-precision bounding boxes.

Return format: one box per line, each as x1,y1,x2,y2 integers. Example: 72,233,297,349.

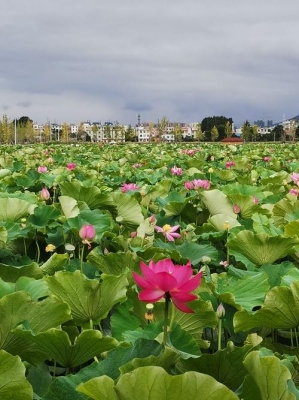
0,1,298,127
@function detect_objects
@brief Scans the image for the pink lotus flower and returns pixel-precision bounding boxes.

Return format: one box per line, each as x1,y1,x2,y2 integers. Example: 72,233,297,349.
220,260,229,268
47,157,54,163
187,150,195,156
263,156,271,162
290,173,299,186
79,224,96,247
290,188,299,196
252,196,259,204
121,183,140,193
170,166,183,175
132,163,143,169
184,181,194,190
67,163,76,170
132,258,203,313
155,224,181,242
40,188,50,201
193,179,210,190
225,161,235,169
37,166,48,173
233,204,241,214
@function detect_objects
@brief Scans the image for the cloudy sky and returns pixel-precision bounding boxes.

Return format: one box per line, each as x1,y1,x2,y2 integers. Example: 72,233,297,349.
1,1,298,127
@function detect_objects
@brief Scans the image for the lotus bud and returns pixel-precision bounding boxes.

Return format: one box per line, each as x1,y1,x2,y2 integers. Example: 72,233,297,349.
40,188,50,201
217,302,225,319
79,224,96,247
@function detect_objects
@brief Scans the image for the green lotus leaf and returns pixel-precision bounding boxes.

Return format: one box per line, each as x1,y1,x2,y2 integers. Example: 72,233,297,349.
87,249,139,276
272,198,299,226
0,227,7,244
40,253,69,275
260,171,289,185
214,169,236,182
284,220,299,238
120,346,179,375
112,193,144,229
0,198,32,221
0,261,43,282
59,180,115,210
201,189,236,218
18,328,117,368
6,276,48,301
0,291,33,351
209,214,241,231
234,281,299,332
251,213,283,236
227,230,299,266
218,271,270,311
164,199,189,217
0,168,11,178
242,351,296,400
26,363,52,399
78,366,239,400
177,342,253,391
27,204,61,228
45,270,128,325
228,194,267,219
0,350,33,399
168,322,201,359
8,296,71,364
59,195,80,219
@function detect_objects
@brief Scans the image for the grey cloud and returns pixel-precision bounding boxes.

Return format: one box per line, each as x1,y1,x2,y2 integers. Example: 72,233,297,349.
0,0,299,126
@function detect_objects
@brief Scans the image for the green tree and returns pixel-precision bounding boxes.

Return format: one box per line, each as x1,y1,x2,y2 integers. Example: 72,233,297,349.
225,121,233,137
61,122,69,142
201,116,233,141
195,122,204,141
0,115,13,143
78,122,85,141
173,123,183,142
157,116,168,141
241,120,252,142
125,125,134,142
148,121,155,142
25,120,35,143
271,125,284,142
251,125,259,141
43,124,51,142
210,125,219,142
92,124,98,142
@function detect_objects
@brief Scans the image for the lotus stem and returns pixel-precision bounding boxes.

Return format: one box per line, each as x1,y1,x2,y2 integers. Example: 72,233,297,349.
35,238,40,264
217,318,222,351
89,318,93,330
80,245,85,273
163,293,171,346
290,328,294,347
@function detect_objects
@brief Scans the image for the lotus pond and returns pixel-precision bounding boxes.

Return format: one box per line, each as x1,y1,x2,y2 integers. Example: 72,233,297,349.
2,142,299,399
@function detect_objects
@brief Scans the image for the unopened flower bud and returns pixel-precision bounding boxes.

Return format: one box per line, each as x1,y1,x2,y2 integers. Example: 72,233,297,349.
40,188,50,201
217,302,225,319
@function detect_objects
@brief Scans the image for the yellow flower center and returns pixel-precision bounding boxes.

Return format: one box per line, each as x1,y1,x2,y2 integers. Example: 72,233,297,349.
163,224,171,232
45,244,56,252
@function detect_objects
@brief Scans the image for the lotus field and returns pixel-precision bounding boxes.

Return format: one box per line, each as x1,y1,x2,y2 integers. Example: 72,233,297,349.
3,142,299,399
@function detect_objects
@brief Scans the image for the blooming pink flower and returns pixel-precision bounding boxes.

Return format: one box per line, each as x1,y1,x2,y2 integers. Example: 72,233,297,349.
225,161,235,169
121,183,140,193
40,188,50,201
79,224,96,247
290,188,299,196
220,260,229,268
184,181,194,190
155,224,181,242
193,179,210,190
263,156,271,162
187,150,195,156
132,163,143,169
67,163,76,170
290,173,299,186
252,196,259,204
170,166,183,175
37,166,48,173
132,258,203,313
47,157,54,163
233,204,241,214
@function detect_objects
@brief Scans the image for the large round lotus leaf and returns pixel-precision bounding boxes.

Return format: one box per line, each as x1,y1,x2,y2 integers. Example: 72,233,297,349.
77,366,239,400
